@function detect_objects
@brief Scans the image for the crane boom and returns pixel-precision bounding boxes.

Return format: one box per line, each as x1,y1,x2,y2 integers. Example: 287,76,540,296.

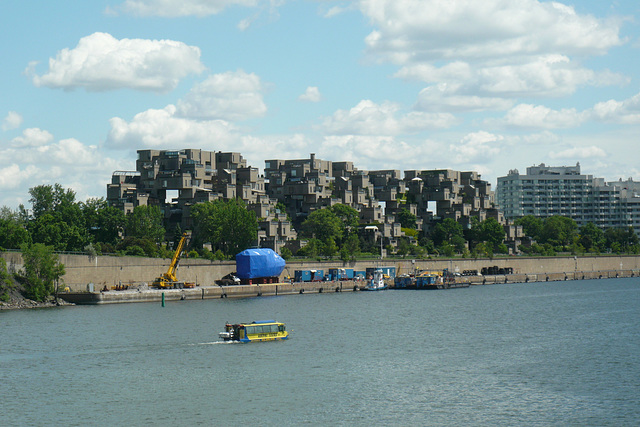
153,233,192,288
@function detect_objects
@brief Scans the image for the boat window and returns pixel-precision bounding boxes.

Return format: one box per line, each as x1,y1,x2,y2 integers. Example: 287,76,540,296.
278,325,285,332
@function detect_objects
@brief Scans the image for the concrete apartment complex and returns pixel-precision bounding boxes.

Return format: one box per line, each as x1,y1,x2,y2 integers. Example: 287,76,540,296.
108,149,523,253
265,153,523,252
107,149,297,251
496,163,640,233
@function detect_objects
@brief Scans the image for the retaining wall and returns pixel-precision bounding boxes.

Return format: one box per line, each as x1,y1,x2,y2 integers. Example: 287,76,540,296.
60,280,362,304
2,251,639,292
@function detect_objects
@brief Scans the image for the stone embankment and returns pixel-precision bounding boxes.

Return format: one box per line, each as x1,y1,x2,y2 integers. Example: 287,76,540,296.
454,268,637,286
58,268,639,305
60,280,364,304
2,251,639,306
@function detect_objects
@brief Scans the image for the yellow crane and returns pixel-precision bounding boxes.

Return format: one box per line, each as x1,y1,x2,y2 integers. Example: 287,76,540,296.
153,233,194,289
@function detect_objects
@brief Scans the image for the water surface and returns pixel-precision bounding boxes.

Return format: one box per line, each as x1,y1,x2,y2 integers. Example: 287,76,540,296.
2,278,639,425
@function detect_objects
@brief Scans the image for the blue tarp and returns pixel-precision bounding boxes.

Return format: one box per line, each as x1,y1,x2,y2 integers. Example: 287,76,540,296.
235,248,286,279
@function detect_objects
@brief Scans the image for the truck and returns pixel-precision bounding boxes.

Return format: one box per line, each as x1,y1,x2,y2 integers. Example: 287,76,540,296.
152,233,195,289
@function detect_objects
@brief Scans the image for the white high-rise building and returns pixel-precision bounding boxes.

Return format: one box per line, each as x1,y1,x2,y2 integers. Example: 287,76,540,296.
497,163,640,233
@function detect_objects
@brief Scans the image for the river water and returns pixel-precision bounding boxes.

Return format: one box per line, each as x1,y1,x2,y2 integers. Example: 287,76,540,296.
2,278,639,426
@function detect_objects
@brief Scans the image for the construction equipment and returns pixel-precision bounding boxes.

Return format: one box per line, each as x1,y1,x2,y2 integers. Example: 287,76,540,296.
152,233,195,289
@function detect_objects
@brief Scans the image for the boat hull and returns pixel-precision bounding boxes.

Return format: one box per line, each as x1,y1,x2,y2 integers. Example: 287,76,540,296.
219,320,288,343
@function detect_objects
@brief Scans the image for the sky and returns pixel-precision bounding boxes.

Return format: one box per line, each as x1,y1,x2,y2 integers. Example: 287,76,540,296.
1,0,640,210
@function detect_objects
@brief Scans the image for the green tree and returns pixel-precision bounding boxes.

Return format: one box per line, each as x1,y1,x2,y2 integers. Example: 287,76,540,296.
26,183,76,220
515,215,544,240
322,237,339,258
340,234,360,261
82,198,125,246
24,184,89,251
477,218,505,251
280,247,293,260
472,241,493,259
330,204,360,241
191,199,258,256
540,216,577,249
0,211,31,250
431,218,464,248
397,208,417,229
117,236,160,257
0,258,13,302
301,209,343,243
604,226,639,253
297,238,324,259
396,237,411,256
579,222,604,253
126,205,165,243
20,243,65,301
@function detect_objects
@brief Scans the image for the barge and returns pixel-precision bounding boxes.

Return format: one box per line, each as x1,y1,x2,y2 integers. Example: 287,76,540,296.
394,270,470,290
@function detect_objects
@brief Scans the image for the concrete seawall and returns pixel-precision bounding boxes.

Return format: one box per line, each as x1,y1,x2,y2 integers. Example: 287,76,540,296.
60,280,364,304
58,268,639,305
2,251,639,304
3,251,639,292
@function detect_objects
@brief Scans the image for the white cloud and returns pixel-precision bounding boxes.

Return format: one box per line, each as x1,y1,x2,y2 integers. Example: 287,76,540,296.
0,164,38,190
11,128,54,148
30,32,204,92
107,105,238,149
38,139,100,165
503,104,587,129
449,131,503,163
107,71,273,149
592,92,640,124
498,91,640,129
549,146,607,160
363,0,626,100
415,84,513,112
235,133,313,168
298,86,322,103
2,111,23,131
321,99,457,135
176,71,267,121
399,56,627,99
114,0,259,17
0,129,126,209
361,0,623,62
318,134,441,170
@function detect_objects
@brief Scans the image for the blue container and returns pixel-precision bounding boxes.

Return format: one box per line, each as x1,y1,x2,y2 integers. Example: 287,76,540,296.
294,270,312,282
328,268,355,280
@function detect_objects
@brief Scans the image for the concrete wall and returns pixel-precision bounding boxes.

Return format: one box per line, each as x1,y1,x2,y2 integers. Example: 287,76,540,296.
3,251,639,292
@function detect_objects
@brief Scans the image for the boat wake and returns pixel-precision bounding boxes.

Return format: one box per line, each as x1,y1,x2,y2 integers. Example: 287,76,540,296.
195,341,239,345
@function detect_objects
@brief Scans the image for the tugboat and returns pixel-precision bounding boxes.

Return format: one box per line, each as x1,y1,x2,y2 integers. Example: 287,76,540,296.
219,320,288,343
363,268,387,291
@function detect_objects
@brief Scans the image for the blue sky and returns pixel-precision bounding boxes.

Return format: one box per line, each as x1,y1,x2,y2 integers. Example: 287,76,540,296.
1,0,639,210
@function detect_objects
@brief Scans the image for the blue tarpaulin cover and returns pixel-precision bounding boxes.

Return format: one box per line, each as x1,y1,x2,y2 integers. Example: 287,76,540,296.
236,248,286,279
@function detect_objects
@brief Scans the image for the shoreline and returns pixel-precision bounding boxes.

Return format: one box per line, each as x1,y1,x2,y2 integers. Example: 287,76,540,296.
56,268,639,305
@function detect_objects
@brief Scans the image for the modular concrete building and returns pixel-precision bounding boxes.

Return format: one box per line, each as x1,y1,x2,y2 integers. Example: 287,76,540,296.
107,149,297,251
